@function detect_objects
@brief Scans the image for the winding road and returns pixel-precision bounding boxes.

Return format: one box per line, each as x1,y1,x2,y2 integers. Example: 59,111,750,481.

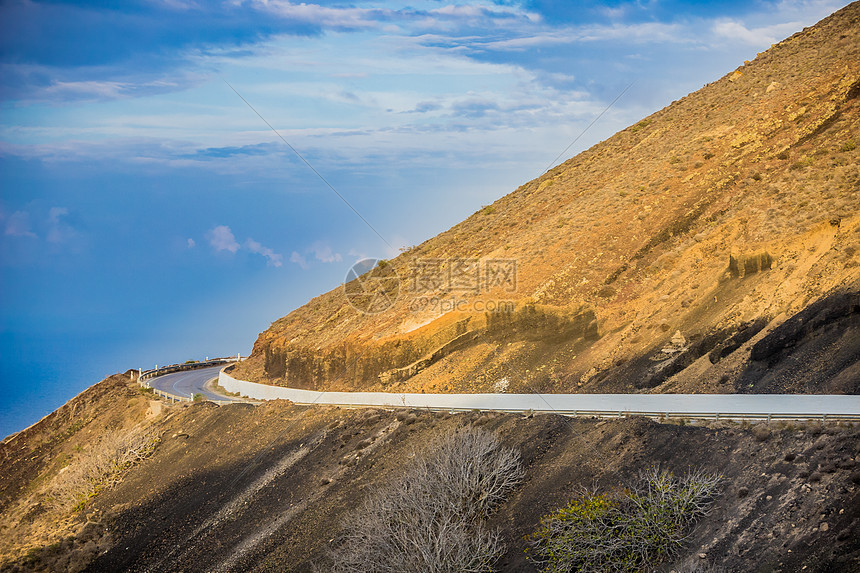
142,364,860,422
147,365,246,403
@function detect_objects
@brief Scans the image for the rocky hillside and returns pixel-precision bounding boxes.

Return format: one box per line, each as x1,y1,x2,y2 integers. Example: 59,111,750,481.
3,5,860,573
2,373,859,572
234,2,860,396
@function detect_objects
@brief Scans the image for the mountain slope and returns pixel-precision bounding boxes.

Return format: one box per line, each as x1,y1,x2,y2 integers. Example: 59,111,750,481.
3,383,859,572
236,3,860,396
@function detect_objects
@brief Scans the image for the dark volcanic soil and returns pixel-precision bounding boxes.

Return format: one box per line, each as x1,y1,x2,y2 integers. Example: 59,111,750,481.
4,387,857,573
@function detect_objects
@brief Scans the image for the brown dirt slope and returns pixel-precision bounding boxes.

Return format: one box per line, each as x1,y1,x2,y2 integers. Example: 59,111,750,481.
0,373,160,566
233,2,860,396
2,394,858,572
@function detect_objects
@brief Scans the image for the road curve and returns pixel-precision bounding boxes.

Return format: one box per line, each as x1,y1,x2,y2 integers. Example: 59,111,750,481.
149,365,244,402
145,364,860,421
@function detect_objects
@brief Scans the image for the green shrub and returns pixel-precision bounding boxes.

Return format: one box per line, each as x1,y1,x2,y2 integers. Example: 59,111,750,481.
631,119,652,132
526,468,721,573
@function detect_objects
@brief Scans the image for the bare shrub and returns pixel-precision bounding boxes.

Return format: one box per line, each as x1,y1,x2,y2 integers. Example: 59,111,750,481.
526,467,722,573
47,427,160,512
325,428,523,573
751,424,771,442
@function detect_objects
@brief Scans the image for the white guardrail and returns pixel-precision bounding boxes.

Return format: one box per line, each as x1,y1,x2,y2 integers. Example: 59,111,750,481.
218,369,860,423
138,358,241,405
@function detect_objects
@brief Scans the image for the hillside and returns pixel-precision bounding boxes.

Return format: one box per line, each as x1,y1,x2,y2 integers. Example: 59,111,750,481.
233,2,860,396
3,5,860,573
2,373,859,572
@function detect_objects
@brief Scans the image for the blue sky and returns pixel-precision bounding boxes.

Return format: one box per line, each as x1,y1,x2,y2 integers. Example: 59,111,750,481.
0,0,849,436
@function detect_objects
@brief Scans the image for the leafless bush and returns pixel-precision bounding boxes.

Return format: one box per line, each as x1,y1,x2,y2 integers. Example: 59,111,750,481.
325,428,523,573
47,427,160,512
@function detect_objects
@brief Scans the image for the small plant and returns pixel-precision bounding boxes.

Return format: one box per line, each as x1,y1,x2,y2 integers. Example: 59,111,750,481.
192,393,205,402
789,157,813,170
631,119,652,132
751,424,771,442
842,139,857,152
776,150,790,160
482,205,497,215
526,468,721,573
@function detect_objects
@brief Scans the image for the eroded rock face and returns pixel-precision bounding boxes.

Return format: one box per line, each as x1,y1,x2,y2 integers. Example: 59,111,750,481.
235,3,860,395
261,302,600,390
729,250,773,278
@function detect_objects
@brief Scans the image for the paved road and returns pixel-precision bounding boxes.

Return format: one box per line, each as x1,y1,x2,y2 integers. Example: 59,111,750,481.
218,371,860,420
149,365,244,402
146,365,860,420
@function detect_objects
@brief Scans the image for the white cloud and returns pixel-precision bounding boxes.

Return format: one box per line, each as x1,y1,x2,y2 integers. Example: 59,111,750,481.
46,207,77,244
43,80,128,100
477,21,686,51
205,225,284,266
187,238,196,248
206,225,240,253
1,0,845,194
245,238,284,267
4,211,36,238
290,251,309,269
252,0,381,29
347,248,369,262
712,18,802,45
311,242,342,263
48,207,68,222
429,4,533,19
